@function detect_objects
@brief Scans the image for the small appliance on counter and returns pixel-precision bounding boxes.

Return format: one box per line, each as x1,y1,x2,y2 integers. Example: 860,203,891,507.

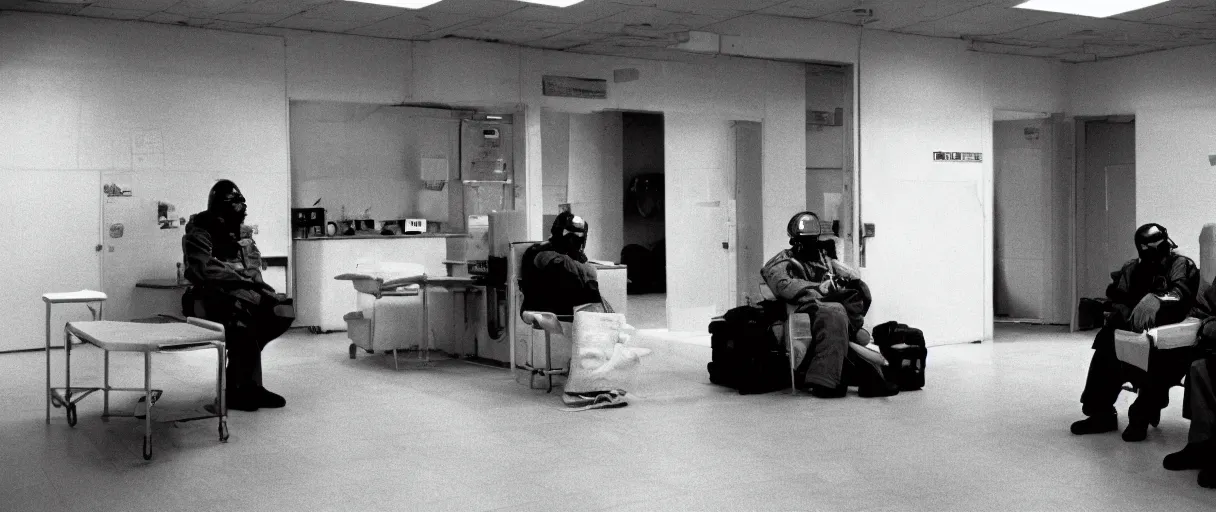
292,208,325,238
403,219,427,235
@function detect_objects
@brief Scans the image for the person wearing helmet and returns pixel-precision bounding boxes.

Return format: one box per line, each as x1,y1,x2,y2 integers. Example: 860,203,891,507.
519,211,604,317
1161,270,1216,488
762,211,877,398
182,180,295,412
1071,223,1200,442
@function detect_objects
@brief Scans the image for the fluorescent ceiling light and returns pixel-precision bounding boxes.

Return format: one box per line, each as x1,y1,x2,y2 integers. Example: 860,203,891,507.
515,0,586,7
1013,0,1170,18
345,0,444,9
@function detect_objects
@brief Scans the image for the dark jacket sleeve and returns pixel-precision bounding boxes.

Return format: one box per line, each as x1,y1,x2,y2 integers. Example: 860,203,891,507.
182,228,262,291
762,255,822,304
1193,280,1216,320
1155,256,1199,308
1105,260,1138,307
533,251,602,306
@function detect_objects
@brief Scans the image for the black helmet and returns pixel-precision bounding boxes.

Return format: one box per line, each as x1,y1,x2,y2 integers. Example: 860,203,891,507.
1134,222,1175,262
550,211,589,239
208,179,247,226
787,211,822,239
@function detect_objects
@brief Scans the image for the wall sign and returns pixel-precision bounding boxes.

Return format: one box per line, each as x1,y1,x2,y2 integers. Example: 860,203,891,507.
542,75,608,99
933,151,982,162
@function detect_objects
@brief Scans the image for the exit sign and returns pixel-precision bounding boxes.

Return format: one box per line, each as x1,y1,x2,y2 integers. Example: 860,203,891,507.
934,151,982,162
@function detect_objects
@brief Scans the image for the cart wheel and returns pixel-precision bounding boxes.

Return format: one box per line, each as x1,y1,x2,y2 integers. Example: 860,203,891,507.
142,438,152,460
66,404,77,427
349,343,357,359
219,422,229,442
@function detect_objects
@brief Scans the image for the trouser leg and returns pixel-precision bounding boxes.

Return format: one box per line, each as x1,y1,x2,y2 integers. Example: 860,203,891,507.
799,302,850,389
1081,324,1125,417
225,326,259,391
1188,359,1216,445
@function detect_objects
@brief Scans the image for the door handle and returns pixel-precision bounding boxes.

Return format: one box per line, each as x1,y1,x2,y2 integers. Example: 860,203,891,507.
95,244,103,252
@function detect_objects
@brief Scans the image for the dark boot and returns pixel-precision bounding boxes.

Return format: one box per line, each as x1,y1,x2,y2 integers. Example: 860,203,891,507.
226,386,260,412
256,386,286,409
1071,414,1117,435
809,384,847,398
1199,467,1216,489
1164,442,1212,471
1122,408,1161,442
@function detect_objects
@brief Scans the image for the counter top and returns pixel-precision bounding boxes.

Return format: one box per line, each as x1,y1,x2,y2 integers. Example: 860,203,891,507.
294,233,470,241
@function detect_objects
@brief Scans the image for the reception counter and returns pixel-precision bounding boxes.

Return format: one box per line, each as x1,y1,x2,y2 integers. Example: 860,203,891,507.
294,234,469,332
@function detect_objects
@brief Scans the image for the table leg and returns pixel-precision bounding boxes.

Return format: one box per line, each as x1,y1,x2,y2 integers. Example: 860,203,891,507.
143,352,152,460
103,350,110,416
45,302,51,424
64,323,71,404
422,285,431,363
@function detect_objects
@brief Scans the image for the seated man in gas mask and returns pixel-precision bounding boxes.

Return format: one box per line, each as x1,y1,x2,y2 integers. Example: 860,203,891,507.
183,180,295,412
520,211,604,318
1072,223,1199,441
762,211,888,398
1162,275,1216,488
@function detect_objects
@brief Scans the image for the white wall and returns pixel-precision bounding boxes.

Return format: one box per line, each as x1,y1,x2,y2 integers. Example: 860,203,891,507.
1068,43,1216,268
0,13,289,331
290,102,460,223
857,32,1066,344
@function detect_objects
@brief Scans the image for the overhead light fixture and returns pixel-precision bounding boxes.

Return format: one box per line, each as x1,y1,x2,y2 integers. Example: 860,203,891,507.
515,0,585,7
344,0,444,9
486,115,504,120
1013,0,1170,18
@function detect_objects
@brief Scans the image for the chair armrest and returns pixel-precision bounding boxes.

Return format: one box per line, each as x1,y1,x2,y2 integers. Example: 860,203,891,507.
522,311,565,336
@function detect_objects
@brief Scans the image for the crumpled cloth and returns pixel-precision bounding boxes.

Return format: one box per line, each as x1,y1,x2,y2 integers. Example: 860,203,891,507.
562,389,628,412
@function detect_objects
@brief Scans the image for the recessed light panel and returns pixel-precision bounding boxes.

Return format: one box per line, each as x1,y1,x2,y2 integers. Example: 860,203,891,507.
345,0,444,9
1013,0,1170,18
515,0,585,7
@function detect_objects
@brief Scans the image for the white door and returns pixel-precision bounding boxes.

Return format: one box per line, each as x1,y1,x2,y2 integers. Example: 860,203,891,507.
734,121,764,307
1080,121,1136,300
665,114,736,332
0,170,102,352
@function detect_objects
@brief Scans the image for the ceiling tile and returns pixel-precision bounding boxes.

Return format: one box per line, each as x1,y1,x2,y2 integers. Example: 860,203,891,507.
273,13,367,31
165,0,250,17
527,30,607,50
142,11,190,23
347,10,471,38
421,0,525,18
230,0,328,16
3,0,88,15
300,0,405,23
449,18,578,43
501,2,632,25
213,11,294,23
816,0,994,30
758,0,860,19
75,6,154,20
204,19,264,30
605,0,785,12
1133,8,1216,29
93,0,181,11
595,5,733,30
893,4,1067,38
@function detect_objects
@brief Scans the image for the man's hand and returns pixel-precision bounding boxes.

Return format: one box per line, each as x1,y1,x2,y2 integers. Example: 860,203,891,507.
816,280,837,295
1130,293,1162,331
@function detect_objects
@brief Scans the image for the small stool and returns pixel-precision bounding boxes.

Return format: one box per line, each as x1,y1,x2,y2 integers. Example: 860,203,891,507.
42,290,107,425
518,311,570,393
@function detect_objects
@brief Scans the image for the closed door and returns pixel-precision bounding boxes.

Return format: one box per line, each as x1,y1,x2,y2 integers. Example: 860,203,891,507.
1080,121,1136,300
665,113,736,332
0,170,102,352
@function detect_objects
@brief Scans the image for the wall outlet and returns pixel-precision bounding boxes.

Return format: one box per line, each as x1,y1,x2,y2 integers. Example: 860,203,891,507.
863,223,876,238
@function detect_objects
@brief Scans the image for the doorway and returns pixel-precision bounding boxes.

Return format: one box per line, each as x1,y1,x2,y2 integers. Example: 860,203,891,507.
992,111,1071,325
805,63,856,270
1075,117,1136,326
620,112,667,330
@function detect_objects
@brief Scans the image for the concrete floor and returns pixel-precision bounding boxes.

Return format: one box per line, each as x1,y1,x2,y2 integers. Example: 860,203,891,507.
1,323,1213,511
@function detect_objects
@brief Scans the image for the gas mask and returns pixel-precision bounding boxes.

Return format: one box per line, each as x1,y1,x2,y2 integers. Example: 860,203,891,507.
1134,223,1175,266
208,180,247,228
550,212,589,257
791,236,822,262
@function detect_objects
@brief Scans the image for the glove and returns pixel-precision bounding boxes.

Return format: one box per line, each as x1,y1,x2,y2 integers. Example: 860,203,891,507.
816,280,837,295
1130,294,1162,332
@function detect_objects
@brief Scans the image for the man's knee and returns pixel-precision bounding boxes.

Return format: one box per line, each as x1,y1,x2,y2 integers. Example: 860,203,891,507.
814,302,848,321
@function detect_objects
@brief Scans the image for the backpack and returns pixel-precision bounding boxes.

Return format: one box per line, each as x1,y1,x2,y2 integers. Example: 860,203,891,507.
707,302,789,394
871,321,927,391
